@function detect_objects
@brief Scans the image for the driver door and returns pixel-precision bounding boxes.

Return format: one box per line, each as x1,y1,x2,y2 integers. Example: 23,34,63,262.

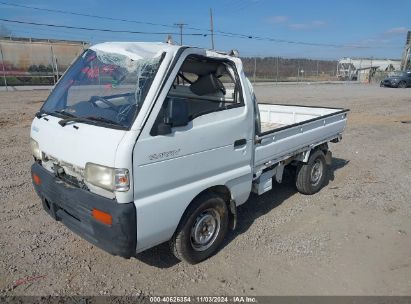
131,49,254,251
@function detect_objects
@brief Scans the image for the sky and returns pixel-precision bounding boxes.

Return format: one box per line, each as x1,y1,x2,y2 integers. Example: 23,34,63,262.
1,0,410,59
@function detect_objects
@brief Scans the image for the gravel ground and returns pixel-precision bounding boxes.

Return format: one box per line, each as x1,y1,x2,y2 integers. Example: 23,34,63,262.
0,83,410,296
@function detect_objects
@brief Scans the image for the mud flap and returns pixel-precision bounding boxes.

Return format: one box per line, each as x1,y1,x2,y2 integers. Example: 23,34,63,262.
228,199,237,230
325,150,333,165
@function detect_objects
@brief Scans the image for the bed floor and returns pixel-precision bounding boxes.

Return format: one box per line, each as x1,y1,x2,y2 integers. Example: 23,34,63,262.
260,122,286,133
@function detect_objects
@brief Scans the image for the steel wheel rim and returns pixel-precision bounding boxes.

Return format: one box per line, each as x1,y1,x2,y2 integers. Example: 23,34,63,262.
190,208,221,251
310,159,323,186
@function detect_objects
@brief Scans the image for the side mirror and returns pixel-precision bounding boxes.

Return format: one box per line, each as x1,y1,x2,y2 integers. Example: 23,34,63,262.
166,98,189,127
156,98,189,135
156,122,172,135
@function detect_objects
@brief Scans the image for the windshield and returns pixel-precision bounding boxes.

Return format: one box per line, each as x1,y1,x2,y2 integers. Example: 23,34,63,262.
41,49,164,129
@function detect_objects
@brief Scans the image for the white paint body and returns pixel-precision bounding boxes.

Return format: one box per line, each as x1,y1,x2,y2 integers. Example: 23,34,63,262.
31,42,348,253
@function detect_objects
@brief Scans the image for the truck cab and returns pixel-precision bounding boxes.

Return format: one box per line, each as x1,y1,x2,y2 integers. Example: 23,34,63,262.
31,42,348,263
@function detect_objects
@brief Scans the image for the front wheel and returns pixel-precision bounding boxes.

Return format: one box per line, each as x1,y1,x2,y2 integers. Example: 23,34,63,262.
295,150,328,195
398,81,407,88
170,192,229,264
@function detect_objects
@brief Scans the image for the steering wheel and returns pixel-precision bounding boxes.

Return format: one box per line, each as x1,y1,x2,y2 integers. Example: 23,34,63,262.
89,96,119,113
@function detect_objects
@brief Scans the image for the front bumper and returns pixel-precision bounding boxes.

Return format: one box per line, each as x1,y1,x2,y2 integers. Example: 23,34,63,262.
381,80,398,87
31,163,136,258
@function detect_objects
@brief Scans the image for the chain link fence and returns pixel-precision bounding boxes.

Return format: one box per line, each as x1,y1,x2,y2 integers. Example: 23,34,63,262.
241,57,338,83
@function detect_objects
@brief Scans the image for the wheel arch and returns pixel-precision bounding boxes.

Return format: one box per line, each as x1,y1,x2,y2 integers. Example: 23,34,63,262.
175,185,236,237
206,185,239,230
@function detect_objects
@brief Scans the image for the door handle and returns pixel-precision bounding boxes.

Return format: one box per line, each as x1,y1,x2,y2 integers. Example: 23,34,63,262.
234,138,247,148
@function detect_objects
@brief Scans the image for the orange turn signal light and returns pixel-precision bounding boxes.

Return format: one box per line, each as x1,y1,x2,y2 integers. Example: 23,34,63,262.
32,173,41,185
92,208,112,226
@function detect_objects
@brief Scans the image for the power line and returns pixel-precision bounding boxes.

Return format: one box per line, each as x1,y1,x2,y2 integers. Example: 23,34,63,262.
0,1,401,51
0,1,373,48
1,18,400,50
0,18,207,36
0,1,177,30
0,1,255,39
8,22,159,41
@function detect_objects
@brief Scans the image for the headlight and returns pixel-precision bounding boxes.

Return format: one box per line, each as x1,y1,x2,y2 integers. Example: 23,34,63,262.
85,163,129,192
30,138,42,160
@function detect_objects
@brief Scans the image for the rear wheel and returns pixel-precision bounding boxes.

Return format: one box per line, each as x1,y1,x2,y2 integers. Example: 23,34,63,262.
295,150,327,195
398,81,407,88
170,192,228,264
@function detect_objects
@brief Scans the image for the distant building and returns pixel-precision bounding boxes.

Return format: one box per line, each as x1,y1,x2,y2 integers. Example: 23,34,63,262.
337,58,401,82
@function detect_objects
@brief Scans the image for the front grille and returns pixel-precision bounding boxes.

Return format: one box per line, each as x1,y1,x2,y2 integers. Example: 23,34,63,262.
58,172,82,188
47,162,87,190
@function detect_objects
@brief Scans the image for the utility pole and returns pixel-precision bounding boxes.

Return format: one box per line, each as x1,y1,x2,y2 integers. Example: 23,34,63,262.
369,56,373,84
55,56,59,81
50,44,58,82
174,23,187,46
359,59,362,82
49,45,56,85
209,8,215,50
253,57,257,84
0,44,8,90
276,56,279,83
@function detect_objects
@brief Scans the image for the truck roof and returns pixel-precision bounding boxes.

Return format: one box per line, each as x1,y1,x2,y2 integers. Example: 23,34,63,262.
90,41,181,60
90,41,235,61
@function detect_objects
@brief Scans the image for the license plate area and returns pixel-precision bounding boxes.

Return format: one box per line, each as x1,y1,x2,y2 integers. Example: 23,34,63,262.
41,197,61,221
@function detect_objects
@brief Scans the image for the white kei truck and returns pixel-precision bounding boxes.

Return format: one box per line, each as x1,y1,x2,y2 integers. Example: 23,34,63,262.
30,42,348,264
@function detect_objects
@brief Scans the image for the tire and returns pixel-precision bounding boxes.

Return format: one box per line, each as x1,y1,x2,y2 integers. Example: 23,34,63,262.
295,150,327,195
398,81,407,88
170,192,229,264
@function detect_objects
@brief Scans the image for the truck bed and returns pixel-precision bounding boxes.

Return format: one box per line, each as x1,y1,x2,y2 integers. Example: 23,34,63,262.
260,122,286,133
254,104,348,170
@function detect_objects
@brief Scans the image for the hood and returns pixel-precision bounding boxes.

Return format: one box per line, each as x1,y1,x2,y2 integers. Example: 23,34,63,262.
385,76,401,81
31,115,126,169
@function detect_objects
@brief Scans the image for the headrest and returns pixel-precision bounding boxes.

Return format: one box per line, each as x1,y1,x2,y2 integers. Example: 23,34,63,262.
215,65,226,78
189,74,221,96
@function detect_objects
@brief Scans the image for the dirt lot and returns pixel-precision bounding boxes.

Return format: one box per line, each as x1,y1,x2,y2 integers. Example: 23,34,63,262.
0,83,410,296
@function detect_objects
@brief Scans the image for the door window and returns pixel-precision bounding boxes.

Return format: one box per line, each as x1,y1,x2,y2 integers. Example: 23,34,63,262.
151,55,243,135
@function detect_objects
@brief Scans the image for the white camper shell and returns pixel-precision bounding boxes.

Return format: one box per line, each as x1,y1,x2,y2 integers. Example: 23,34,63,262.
30,42,348,263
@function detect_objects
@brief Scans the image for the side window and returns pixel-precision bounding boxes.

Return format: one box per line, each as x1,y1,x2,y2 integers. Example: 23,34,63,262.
151,55,243,135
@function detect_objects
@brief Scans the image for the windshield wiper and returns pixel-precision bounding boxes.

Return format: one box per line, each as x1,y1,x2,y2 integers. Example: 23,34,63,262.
36,109,76,120
54,110,76,118
58,115,121,127
85,116,121,126
34,109,77,119
35,110,51,118
58,117,89,127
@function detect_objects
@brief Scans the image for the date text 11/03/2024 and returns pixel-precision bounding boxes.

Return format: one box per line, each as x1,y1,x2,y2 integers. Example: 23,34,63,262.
149,296,257,303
